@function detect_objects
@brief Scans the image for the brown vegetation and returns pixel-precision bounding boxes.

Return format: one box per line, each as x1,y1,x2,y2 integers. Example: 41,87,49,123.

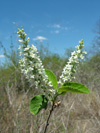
0,42,100,133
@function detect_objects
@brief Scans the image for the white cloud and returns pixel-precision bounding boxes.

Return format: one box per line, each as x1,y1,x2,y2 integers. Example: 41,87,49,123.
51,30,60,34
55,30,60,34
12,22,16,25
47,24,68,34
64,27,68,30
33,36,47,41
52,24,61,28
36,30,43,33
48,24,61,28
0,55,5,58
62,27,68,30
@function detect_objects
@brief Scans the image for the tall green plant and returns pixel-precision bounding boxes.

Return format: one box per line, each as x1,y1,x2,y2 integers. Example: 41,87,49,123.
17,28,90,133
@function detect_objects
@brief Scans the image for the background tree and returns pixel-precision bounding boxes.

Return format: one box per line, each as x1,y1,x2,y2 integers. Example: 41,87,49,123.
92,19,100,54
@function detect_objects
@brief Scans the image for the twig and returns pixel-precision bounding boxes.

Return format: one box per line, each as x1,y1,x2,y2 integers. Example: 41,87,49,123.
44,101,55,133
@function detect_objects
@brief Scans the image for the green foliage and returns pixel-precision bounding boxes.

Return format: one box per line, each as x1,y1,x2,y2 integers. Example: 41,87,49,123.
42,53,66,77
58,91,66,95
30,95,48,115
45,69,57,89
58,82,90,93
88,54,100,72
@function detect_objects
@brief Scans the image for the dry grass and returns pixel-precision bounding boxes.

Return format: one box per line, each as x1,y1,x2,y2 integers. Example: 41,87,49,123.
1,83,100,133
0,54,100,133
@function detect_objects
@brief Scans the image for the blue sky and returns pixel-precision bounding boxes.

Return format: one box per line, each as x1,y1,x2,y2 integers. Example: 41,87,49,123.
0,0,100,63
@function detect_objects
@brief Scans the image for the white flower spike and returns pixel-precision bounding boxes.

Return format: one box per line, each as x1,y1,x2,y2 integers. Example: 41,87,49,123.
59,40,87,84
17,29,55,99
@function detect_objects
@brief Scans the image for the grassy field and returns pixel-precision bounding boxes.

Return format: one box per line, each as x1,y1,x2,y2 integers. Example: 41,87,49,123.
0,45,100,133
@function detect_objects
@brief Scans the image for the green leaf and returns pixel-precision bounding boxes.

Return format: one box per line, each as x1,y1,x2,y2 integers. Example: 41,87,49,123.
45,69,57,89
58,82,90,93
30,95,48,115
58,91,67,95
40,95,48,109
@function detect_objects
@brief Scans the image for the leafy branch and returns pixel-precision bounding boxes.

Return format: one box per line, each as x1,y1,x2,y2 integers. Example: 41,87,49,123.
17,28,90,133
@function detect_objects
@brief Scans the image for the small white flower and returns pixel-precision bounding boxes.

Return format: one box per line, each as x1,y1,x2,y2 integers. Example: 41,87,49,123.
19,40,23,43
74,55,78,59
77,50,81,53
30,53,35,58
83,51,87,54
49,89,56,94
24,47,30,51
75,45,80,50
71,51,76,56
80,55,84,59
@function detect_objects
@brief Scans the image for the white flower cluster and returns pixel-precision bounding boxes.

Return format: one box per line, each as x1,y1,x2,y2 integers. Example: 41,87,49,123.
17,28,87,98
17,29,53,95
59,40,87,84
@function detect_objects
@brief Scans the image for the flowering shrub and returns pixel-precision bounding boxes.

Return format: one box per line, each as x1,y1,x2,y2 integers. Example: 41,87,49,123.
17,28,90,132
